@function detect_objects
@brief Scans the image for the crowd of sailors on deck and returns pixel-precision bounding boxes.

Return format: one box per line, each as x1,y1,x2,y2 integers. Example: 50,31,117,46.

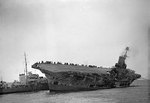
34,61,104,68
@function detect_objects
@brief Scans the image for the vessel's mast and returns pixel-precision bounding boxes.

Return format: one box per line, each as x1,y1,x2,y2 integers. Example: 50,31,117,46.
123,47,129,59
24,52,28,84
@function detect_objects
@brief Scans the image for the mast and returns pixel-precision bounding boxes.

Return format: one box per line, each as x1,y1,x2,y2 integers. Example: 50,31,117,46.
24,52,28,84
123,47,129,59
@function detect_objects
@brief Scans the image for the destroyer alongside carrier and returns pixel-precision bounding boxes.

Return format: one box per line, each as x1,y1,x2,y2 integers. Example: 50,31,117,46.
32,47,141,92
0,73,49,94
0,53,49,95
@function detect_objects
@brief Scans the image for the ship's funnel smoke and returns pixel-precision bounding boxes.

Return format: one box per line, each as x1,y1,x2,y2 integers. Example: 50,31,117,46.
120,47,130,58
128,46,139,58
126,47,129,51
120,46,140,59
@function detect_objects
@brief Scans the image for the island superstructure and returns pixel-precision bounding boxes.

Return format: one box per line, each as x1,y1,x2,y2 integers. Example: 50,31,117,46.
32,47,141,92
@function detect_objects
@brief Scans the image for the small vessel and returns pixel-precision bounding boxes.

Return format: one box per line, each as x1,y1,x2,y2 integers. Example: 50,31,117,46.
0,77,49,94
32,47,141,92
0,53,49,95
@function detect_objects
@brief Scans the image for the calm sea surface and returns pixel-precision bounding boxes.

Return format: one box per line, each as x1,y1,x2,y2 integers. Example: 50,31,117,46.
0,80,149,103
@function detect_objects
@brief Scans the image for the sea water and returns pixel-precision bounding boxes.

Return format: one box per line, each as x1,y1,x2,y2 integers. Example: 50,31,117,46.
0,80,149,103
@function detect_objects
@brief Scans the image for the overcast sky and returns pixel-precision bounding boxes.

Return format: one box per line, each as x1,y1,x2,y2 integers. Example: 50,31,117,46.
0,0,149,82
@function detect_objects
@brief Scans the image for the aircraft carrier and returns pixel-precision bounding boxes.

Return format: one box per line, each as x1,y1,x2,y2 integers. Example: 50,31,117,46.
32,47,141,92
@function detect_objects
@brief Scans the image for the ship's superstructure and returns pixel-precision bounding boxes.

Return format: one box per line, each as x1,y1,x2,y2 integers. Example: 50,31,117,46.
32,47,141,92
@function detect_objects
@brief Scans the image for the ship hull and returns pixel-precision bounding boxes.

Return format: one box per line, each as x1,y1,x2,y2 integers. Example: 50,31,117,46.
48,83,111,92
0,87,33,95
46,78,136,92
32,56,141,92
0,83,49,95
43,70,137,92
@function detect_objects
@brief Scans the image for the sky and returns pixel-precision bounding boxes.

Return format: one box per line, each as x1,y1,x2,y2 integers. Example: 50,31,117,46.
0,0,149,82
